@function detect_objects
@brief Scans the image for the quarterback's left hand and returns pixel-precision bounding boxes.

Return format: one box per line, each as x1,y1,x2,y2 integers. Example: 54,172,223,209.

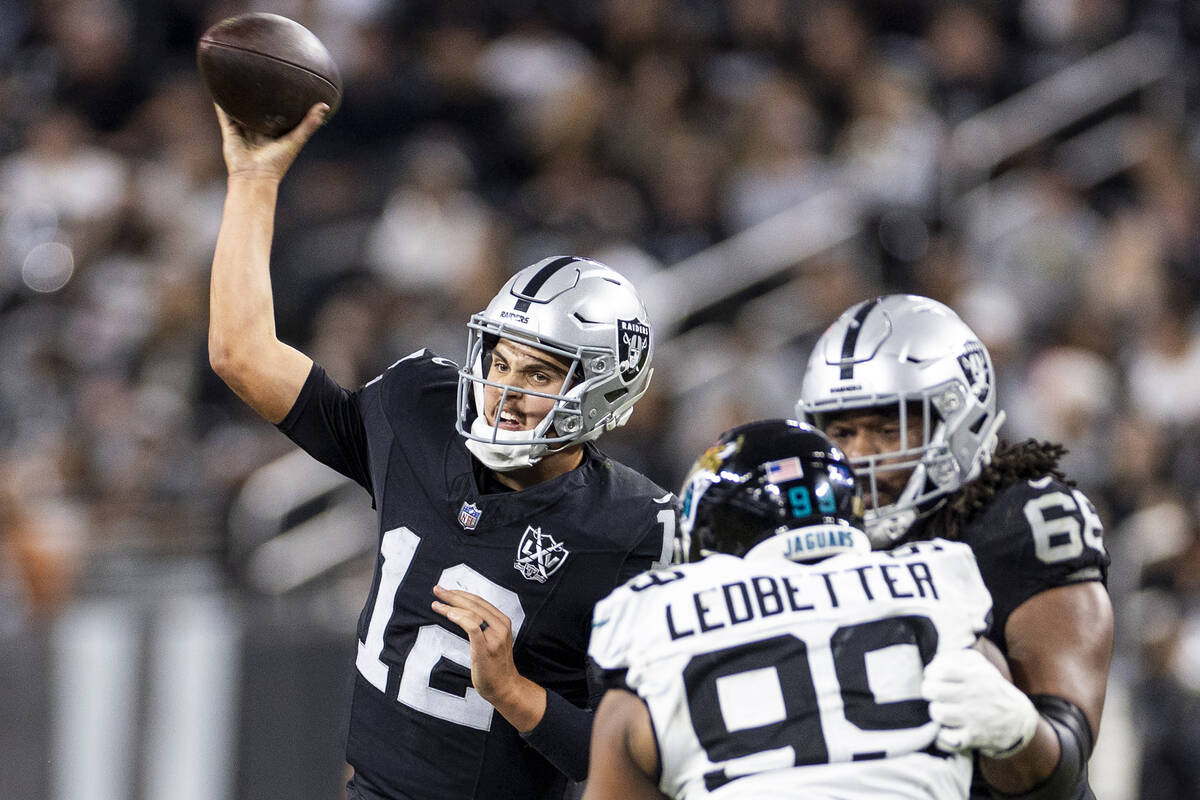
921,648,1039,759
431,584,547,731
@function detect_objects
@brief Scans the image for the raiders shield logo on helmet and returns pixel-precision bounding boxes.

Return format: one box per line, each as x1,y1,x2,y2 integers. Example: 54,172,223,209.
957,343,991,402
617,318,650,382
514,526,569,583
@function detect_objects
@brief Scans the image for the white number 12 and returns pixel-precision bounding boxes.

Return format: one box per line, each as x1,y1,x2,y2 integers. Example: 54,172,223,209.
355,526,526,730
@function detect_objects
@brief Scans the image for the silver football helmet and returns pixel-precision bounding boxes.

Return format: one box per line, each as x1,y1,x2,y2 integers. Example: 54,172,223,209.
796,295,1005,546
456,256,654,471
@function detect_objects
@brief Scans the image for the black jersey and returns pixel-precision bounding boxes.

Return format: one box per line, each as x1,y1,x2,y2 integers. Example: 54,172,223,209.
278,351,674,800
926,475,1109,654
913,474,1109,800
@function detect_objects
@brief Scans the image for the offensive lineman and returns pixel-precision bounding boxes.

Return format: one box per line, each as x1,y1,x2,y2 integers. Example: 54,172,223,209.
209,104,674,799
584,419,1038,799
797,295,1112,800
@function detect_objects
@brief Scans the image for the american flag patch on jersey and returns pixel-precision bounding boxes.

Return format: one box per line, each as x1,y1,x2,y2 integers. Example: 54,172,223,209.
764,457,804,483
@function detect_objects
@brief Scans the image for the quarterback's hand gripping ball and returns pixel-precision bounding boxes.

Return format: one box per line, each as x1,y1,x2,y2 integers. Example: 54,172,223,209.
198,12,341,137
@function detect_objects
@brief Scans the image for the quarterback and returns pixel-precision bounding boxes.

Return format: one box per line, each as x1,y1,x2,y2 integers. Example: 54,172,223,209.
208,103,674,799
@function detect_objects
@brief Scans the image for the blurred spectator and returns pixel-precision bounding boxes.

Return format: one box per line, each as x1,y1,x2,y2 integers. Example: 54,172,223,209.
0,440,86,632
798,0,871,128
1125,292,1200,427
723,72,833,231
962,163,1105,345
1007,345,1119,487
838,60,944,213
364,131,500,299
39,0,147,132
120,73,226,270
1,107,128,287
1129,590,1200,800
923,2,1011,123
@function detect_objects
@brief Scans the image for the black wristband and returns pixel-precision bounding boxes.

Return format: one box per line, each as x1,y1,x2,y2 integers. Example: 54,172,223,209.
991,694,1094,800
520,690,593,782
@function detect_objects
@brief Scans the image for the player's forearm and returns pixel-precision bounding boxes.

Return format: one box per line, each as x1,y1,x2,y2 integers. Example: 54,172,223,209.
986,583,1111,796
210,175,281,367
983,691,1098,800
978,717,1060,792
490,675,547,733
209,175,310,421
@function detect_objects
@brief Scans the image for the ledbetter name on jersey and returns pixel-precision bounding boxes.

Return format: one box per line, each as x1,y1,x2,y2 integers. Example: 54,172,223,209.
656,549,942,640
589,539,992,800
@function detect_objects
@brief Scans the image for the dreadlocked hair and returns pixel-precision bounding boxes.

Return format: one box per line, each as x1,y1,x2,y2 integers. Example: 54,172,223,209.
924,439,1072,541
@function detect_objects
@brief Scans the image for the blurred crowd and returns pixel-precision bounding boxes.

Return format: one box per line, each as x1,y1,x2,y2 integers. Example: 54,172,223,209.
4,0,1200,795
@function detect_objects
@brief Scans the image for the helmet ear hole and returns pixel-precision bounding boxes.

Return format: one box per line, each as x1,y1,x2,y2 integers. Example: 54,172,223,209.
556,416,582,435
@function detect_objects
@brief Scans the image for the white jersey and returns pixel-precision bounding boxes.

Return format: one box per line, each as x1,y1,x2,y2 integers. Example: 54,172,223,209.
588,539,992,800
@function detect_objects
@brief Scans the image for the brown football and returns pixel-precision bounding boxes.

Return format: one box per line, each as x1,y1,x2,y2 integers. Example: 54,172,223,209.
197,12,342,137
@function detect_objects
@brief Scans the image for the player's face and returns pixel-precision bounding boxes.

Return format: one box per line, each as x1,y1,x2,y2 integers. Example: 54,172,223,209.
483,339,571,431
821,405,923,506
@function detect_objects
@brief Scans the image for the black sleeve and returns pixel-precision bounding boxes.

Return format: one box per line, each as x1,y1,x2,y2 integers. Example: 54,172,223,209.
587,657,632,699
523,510,671,781
522,544,654,783
520,689,594,782
276,363,373,496
615,507,676,586
962,479,1109,649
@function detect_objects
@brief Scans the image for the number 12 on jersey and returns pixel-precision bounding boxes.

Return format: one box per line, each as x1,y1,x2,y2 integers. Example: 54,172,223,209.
357,526,526,731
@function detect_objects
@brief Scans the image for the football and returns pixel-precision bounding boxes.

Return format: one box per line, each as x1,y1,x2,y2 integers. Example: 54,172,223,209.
197,12,342,137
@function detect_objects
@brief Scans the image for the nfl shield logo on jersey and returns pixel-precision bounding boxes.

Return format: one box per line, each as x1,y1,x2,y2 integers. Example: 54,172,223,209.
458,502,482,530
514,526,569,583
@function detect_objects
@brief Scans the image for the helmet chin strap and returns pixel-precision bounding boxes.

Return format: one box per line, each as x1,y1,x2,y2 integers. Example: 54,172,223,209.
464,415,545,472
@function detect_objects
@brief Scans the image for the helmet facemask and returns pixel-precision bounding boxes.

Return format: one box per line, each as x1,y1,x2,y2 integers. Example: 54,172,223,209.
806,380,1004,547
457,326,585,468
